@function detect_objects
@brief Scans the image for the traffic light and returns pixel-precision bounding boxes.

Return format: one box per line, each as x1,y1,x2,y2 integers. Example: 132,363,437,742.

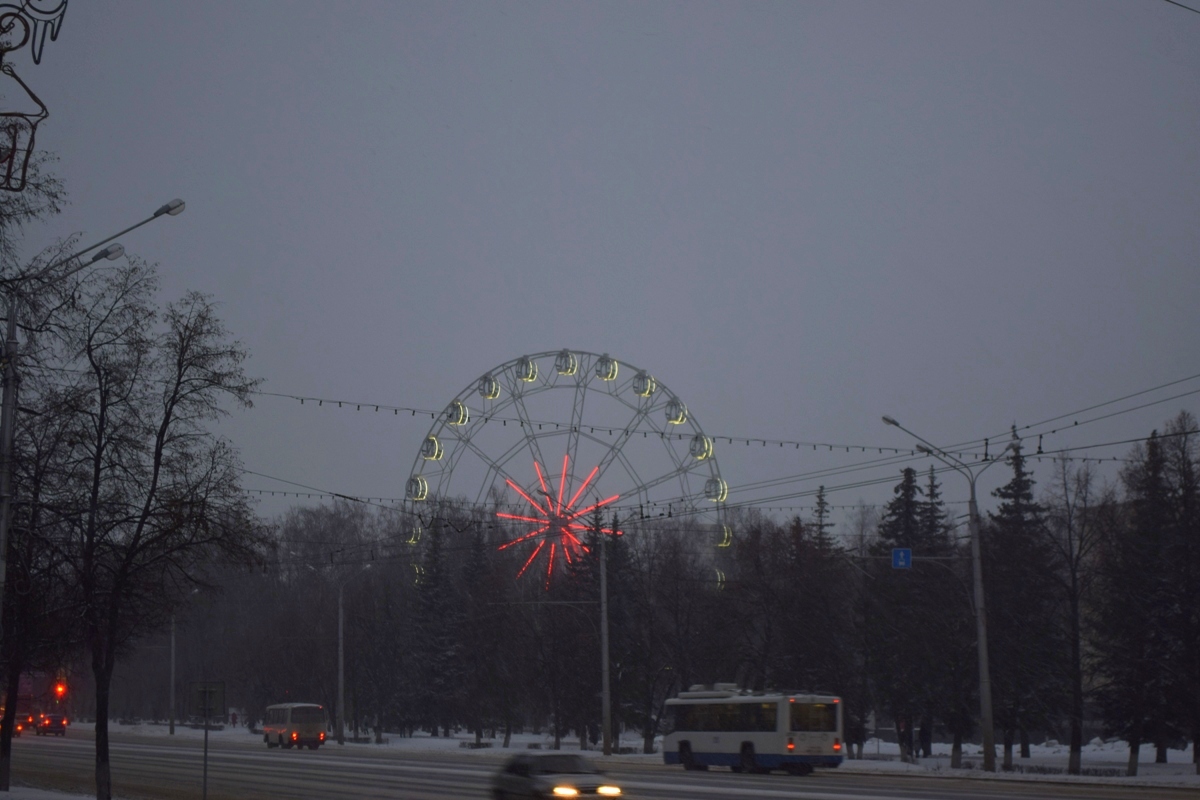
53,681,66,700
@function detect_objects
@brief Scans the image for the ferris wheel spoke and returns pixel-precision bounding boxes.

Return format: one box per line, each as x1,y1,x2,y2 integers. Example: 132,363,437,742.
443,426,529,503
585,397,655,502
510,391,551,481
563,373,588,508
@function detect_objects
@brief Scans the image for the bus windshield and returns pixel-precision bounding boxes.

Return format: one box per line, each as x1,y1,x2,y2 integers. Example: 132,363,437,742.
790,702,836,732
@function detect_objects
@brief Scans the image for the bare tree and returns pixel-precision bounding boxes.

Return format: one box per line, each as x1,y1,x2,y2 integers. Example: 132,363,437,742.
1042,457,1111,775
35,261,264,800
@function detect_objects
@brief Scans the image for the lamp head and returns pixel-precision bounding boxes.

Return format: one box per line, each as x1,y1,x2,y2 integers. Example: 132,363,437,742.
154,198,186,217
92,243,124,262
882,415,899,427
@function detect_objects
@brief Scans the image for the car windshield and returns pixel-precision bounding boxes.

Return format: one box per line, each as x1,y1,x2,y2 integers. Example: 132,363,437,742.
532,755,597,775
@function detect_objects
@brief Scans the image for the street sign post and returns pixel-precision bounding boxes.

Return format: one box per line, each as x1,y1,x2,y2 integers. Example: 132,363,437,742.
190,681,224,800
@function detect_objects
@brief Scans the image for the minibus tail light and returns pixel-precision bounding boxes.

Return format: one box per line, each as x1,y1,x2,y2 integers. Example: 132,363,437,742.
833,737,842,752
787,736,795,752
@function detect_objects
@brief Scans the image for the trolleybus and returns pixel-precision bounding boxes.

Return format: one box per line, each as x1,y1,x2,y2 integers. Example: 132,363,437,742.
662,684,842,775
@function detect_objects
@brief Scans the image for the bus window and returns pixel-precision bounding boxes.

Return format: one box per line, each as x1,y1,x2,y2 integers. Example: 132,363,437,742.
674,702,777,732
791,702,836,732
291,706,326,724
740,702,777,732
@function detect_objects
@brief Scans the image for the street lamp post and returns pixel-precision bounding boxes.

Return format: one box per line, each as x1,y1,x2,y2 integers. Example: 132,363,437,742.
334,565,370,745
881,415,1013,773
0,199,185,645
170,614,176,735
599,514,612,757
338,580,346,746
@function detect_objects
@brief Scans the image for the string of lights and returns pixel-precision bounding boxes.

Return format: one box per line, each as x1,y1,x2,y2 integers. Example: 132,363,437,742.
254,371,1200,466
253,389,989,460
246,425,1194,529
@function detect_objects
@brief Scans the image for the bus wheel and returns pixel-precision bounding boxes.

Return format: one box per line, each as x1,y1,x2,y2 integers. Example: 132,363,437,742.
265,734,275,748
680,742,706,771
739,743,759,774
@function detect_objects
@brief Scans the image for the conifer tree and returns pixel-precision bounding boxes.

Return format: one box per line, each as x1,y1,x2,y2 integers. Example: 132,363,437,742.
983,438,1061,767
1094,432,1174,775
414,517,463,736
916,467,972,762
867,468,928,762
1159,413,1200,773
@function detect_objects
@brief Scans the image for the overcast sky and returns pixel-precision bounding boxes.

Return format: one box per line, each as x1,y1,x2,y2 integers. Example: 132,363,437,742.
14,0,1200,529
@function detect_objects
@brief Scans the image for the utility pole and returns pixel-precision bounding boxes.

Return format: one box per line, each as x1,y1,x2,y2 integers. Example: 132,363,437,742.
600,512,613,756
337,582,345,745
169,615,176,735
882,415,1013,773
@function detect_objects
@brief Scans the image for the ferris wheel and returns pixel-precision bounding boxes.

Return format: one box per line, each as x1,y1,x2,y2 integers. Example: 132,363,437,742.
406,350,727,586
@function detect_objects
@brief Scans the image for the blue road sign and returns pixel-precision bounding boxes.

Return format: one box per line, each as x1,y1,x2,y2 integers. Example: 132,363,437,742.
892,548,912,569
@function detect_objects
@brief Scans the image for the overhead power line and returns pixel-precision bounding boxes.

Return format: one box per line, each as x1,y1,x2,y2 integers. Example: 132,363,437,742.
1163,0,1200,14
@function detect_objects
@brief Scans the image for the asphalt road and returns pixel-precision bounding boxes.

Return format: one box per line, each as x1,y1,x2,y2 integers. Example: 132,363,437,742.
9,731,1197,800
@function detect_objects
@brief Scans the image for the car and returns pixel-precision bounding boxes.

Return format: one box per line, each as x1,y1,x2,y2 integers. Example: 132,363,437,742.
35,714,67,736
491,753,622,799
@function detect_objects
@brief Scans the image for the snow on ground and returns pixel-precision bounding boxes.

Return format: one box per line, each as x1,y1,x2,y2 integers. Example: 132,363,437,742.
11,722,1199,799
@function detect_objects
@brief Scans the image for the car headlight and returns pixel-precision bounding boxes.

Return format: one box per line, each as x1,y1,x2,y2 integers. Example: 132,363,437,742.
552,788,579,798
598,786,622,796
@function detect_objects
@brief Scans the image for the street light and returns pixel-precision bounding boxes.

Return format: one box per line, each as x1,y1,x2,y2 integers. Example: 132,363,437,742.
0,199,186,661
881,415,1014,773
302,561,371,746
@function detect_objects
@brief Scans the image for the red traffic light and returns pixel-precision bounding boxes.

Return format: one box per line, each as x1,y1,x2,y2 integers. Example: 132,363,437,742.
53,682,66,699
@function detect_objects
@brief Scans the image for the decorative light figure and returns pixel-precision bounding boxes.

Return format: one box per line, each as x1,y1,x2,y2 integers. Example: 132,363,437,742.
496,455,621,587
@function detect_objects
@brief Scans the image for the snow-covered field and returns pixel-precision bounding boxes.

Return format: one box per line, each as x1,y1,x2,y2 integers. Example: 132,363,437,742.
9,723,1198,799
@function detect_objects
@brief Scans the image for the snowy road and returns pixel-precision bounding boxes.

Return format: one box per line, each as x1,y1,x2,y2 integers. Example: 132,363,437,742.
8,732,1198,800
